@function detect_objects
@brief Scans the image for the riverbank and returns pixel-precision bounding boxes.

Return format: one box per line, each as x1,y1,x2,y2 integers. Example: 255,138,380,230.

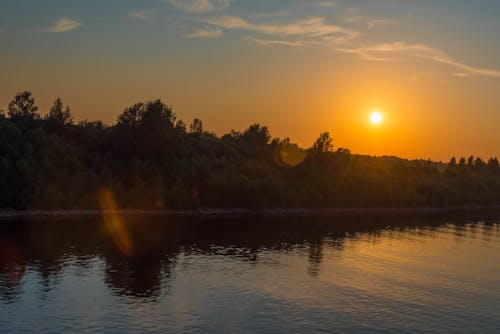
2,205,500,220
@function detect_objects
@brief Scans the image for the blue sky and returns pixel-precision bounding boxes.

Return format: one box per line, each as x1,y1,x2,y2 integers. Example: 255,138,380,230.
1,0,499,66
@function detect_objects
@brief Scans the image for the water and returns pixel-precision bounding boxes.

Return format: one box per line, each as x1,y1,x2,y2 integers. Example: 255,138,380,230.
0,213,499,333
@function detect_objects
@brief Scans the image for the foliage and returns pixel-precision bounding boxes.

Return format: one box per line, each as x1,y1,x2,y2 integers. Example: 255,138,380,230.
1,91,500,210
313,132,333,152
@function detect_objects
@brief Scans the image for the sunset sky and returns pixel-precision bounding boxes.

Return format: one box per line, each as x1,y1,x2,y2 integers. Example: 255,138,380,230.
1,0,499,160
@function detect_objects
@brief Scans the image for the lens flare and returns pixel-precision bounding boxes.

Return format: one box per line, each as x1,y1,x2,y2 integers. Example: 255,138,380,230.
98,188,132,256
274,142,308,168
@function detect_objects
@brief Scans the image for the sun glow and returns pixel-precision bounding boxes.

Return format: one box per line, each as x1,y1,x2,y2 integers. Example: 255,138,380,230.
369,111,383,125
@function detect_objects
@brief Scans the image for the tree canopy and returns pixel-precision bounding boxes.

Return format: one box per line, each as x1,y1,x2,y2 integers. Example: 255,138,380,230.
1,91,499,211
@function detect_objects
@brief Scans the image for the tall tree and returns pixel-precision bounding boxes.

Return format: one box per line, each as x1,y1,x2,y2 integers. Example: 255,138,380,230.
474,157,485,169
241,124,271,145
117,103,144,127
189,118,204,135
313,132,333,152
487,157,499,171
8,91,40,126
46,98,73,125
467,156,474,168
44,98,73,134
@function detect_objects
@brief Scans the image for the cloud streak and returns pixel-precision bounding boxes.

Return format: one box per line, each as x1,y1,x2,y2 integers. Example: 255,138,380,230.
175,4,499,79
49,18,81,33
205,16,358,40
185,27,223,38
245,36,308,48
131,9,159,21
337,42,500,78
166,0,231,13
344,14,393,30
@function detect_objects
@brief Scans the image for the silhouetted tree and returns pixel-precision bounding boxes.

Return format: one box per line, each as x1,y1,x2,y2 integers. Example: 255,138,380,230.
189,118,204,135
1,90,500,210
0,119,27,209
117,103,144,127
122,100,179,161
241,124,271,145
7,91,40,129
44,98,73,134
313,132,333,152
336,148,351,154
221,129,242,144
474,157,485,169
467,156,474,168
175,119,186,133
46,98,73,124
487,157,499,171
141,100,176,129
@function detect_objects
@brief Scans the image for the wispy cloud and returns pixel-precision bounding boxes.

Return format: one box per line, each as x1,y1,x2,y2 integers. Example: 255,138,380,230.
205,16,358,40
366,19,392,30
185,26,223,38
49,18,81,33
344,15,393,30
245,36,308,48
168,3,499,80
337,42,500,78
131,9,159,21
165,0,231,13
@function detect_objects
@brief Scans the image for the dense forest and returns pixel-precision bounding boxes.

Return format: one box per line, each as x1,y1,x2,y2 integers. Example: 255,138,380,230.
1,90,500,211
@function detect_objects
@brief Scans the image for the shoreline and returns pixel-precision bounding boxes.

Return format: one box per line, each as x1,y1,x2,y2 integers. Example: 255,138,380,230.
2,205,500,220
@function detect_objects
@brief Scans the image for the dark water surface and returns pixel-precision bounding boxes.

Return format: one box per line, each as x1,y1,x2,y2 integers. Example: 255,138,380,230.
1,213,499,333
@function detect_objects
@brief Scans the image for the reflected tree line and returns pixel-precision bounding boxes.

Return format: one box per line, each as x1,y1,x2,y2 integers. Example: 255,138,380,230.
1,91,500,211
1,213,498,303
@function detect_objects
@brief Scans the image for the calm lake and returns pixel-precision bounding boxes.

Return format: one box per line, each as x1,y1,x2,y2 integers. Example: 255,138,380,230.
0,213,499,333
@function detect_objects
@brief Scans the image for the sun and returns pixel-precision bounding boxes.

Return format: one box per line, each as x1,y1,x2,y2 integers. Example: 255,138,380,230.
369,111,383,125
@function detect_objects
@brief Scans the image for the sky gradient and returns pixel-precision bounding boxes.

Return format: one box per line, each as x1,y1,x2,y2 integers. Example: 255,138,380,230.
1,0,499,160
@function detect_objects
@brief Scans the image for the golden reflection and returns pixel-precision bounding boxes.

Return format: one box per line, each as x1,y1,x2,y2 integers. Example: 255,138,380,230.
274,142,308,168
98,188,132,256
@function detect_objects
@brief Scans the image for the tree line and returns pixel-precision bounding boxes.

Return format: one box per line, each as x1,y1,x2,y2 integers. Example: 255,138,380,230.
1,90,500,210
